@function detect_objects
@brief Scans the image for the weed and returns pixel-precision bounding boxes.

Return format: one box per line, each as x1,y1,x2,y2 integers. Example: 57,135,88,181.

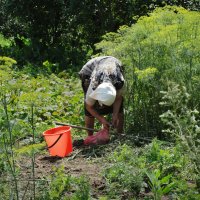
146,169,175,200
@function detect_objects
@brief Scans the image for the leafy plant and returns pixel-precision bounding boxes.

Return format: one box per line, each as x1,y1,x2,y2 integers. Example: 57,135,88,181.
47,166,71,200
104,144,144,198
46,166,90,200
96,6,200,138
0,56,20,199
146,169,175,200
71,175,90,200
0,34,13,48
160,81,200,189
172,178,200,200
143,138,187,177
0,55,85,199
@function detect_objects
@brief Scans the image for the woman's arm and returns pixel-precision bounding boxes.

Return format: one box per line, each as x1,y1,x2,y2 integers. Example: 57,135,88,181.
112,93,123,128
85,103,110,130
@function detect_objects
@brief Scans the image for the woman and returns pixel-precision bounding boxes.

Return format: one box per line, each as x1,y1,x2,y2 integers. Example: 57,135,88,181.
79,56,125,136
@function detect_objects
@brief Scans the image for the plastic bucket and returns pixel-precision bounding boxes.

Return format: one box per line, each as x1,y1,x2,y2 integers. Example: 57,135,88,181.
43,126,73,157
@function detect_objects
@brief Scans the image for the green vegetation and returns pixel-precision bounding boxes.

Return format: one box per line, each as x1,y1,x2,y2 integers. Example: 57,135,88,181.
0,1,199,69
45,166,90,200
96,6,200,137
0,4,200,200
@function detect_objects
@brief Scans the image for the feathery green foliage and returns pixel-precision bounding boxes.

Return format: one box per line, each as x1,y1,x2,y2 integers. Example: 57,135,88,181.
96,6,200,137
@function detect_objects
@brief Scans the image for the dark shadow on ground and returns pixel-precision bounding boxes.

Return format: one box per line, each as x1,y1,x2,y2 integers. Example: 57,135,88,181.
39,155,63,162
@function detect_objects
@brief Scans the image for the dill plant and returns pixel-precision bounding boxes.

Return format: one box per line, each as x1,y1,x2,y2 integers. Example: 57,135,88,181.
0,56,20,199
95,6,200,138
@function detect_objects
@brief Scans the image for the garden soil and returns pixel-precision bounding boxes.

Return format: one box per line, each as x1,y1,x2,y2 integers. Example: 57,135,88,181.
16,140,119,199
15,136,167,199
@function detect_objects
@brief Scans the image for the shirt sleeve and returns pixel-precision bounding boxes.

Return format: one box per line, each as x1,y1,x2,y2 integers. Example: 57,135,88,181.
116,82,126,96
85,83,96,106
79,58,97,78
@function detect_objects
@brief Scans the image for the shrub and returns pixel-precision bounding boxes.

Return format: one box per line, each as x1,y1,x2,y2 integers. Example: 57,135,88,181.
96,6,200,138
160,81,200,190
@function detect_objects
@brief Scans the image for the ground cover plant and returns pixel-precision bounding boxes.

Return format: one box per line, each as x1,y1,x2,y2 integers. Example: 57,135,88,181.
0,6,200,200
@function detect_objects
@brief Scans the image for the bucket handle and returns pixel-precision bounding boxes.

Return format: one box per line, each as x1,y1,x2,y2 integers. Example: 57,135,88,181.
47,134,62,149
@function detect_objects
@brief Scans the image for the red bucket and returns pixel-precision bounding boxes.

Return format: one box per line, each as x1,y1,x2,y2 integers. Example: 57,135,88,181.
43,126,73,157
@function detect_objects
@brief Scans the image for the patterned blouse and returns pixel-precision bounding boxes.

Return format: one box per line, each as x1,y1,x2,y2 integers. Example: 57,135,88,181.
79,56,125,90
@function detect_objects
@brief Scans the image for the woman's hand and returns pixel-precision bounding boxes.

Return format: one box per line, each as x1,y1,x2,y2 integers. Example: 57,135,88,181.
100,117,110,130
112,113,119,129
112,114,118,128
86,103,110,130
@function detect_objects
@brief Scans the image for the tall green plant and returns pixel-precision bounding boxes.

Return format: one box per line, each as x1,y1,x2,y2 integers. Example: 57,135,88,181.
0,56,19,199
95,6,200,137
160,81,200,189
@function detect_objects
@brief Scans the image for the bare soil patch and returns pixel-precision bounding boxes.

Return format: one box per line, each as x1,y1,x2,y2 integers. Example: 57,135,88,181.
16,141,119,199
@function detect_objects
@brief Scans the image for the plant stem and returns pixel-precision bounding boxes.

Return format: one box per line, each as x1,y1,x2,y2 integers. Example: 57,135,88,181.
2,95,19,200
31,103,36,199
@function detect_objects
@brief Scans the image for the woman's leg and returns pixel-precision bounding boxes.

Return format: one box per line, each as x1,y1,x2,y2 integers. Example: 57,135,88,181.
85,115,95,136
81,77,95,136
116,112,124,134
